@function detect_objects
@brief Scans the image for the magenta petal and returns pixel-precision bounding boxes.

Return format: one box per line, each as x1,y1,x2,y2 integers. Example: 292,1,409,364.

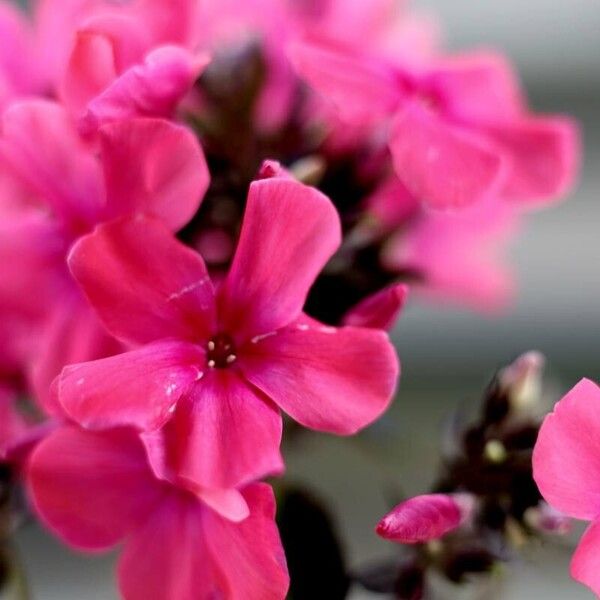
30,292,120,415
533,378,600,521
0,2,44,99
220,178,341,340
376,494,464,544
290,39,402,125
431,51,525,125
82,46,209,133
99,117,209,231
68,217,216,345
571,520,600,597
0,100,104,224
384,197,518,312
118,496,216,600
390,101,505,209
343,284,408,331
60,30,118,117
241,322,399,434
28,426,162,551
196,488,250,523
146,370,284,491
491,116,581,205
58,341,204,432
118,484,288,600
0,211,64,318
203,484,290,600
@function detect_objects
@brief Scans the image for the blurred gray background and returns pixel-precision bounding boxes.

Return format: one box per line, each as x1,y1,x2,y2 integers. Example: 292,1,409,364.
14,0,600,598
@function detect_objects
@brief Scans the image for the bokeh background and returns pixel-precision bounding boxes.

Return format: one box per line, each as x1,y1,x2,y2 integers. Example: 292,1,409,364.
13,0,600,598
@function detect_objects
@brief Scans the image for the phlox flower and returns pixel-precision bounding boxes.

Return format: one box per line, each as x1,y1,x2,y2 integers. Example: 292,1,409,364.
365,175,518,311
56,172,399,513
533,378,600,597
0,100,209,409
28,424,289,600
32,0,207,132
291,40,580,209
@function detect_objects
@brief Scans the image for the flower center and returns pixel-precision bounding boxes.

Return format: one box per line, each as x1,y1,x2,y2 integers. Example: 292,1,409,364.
206,333,237,369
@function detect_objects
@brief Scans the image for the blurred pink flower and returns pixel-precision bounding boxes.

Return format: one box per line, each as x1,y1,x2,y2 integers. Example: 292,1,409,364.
28,425,289,600
291,41,580,209
533,378,600,597
0,100,209,410
365,175,518,311
56,175,399,503
377,493,474,544
25,0,208,133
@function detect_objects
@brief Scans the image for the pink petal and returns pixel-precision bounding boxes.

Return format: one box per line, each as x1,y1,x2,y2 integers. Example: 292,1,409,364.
533,378,600,521
33,0,142,87
220,178,341,341
0,2,44,97
384,197,518,312
58,341,204,432
118,494,216,600
289,38,402,125
571,520,600,597
81,46,210,134
118,484,289,600
430,51,526,125
0,100,104,225
141,431,252,522
241,321,398,434
28,426,163,550
60,30,118,117
29,291,121,415
136,0,201,47
203,483,290,600
68,217,216,345
491,117,581,205
99,117,209,230
195,488,250,523
376,494,467,544
0,211,65,318
390,101,506,209
342,284,408,331
145,370,284,492
364,175,420,232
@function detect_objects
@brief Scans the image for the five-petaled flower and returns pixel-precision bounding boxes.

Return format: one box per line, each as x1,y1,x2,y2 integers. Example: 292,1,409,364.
56,172,399,516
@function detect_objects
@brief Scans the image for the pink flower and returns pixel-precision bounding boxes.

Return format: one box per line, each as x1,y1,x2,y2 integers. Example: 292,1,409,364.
0,100,209,409
28,425,289,600
376,493,474,544
368,176,518,311
32,0,208,131
57,174,399,502
533,378,600,596
291,40,580,209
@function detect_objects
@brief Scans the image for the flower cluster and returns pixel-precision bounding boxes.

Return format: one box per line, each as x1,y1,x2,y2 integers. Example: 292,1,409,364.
0,0,580,598
366,353,572,599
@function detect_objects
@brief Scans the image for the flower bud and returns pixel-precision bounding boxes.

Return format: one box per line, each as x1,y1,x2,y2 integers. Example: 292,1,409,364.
499,351,545,411
524,502,572,535
376,493,475,544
